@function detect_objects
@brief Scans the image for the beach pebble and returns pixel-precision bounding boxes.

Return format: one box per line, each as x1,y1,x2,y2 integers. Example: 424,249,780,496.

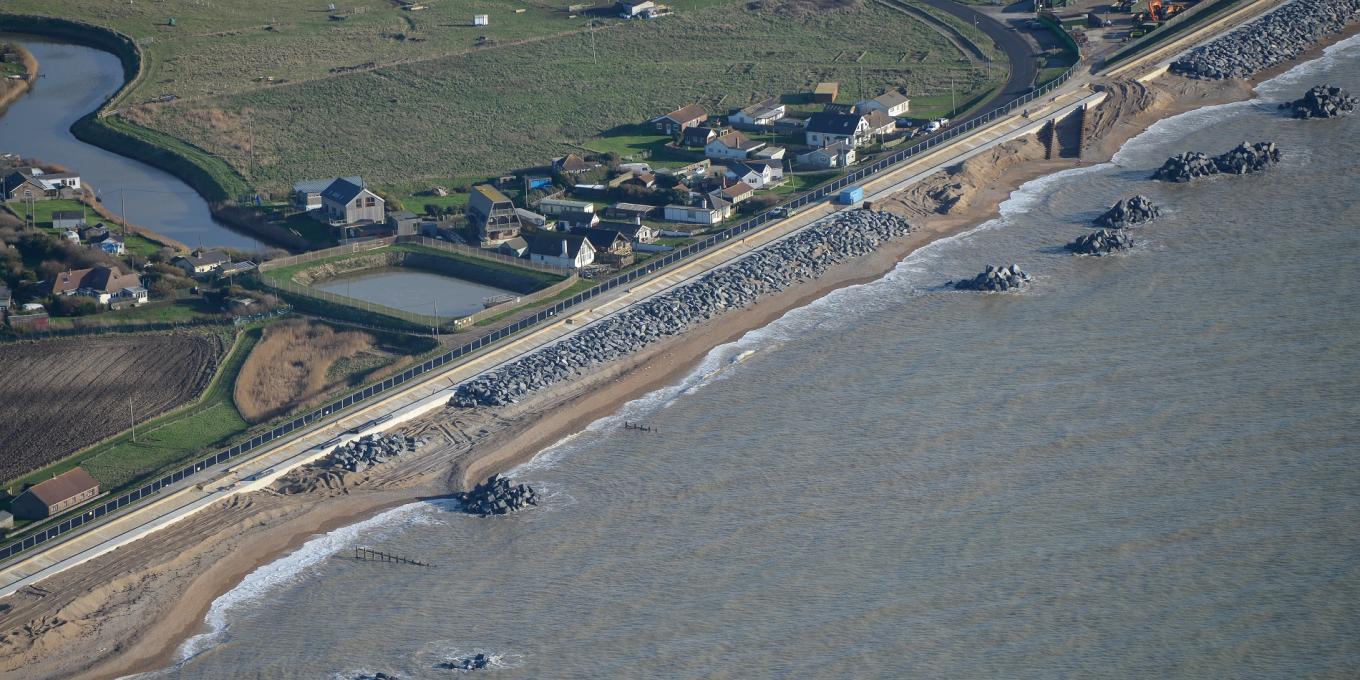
1170,0,1360,80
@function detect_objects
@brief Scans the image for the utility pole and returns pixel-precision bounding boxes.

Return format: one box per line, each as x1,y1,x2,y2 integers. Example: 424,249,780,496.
120,190,128,237
129,399,137,443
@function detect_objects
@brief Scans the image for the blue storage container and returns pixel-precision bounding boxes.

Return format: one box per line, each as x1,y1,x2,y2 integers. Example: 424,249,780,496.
836,186,864,205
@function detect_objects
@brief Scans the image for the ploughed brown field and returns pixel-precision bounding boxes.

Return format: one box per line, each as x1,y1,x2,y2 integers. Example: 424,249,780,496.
0,333,224,483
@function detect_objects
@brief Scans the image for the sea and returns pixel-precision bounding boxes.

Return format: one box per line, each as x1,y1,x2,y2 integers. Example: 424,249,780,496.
137,37,1360,679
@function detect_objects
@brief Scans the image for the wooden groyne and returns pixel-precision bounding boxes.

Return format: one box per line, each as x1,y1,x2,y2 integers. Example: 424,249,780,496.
352,547,434,567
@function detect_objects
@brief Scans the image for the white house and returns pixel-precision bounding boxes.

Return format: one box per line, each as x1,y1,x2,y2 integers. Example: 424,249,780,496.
705,131,765,161
723,160,782,189
664,204,723,225
796,141,857,169
728,98,786,128
525,231,595,269
617,0,655,18
805,112,870,148
51,210,86,230
97,237,126,256
857,89,911,117
175,250,231,275
537,198,595,217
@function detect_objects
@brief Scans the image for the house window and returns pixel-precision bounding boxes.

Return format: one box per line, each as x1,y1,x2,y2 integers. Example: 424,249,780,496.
366,197,376,207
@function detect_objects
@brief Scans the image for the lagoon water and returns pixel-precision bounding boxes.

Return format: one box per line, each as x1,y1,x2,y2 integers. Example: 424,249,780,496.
150,40,1360,679
0,35,259,250
312,269,519,319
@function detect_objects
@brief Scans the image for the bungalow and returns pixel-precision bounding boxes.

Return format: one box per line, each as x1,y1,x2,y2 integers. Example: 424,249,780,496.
706,131,765,161
573,226,634,267
702,191,734,220
2,168,82,201
175,250,230,275
720,181,755,204
96,235,126,256
681,126,718,148
467,184,523,246
515,207,548,228
605,202,657,221
596,219,659,244
651,103,708,135
321,178,385,226
293,176,364,211
1,167,42,200
617,0,655,18
51,210,86,230
664,203,723,225
537,197,595,217
552,153,597,175
806,112,870,148
752,146,786,161
723,160,781,189
525,231,595,269
863,109,898,139
10,467,101,520
857,89,911,117
728,98,786,128
388,210,421,236
796,141,857,169
44,265,144,304
555,208,600,231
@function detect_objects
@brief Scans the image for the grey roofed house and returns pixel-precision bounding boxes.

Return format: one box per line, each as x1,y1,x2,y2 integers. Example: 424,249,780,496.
806,111,865,135
595,219,658,243
320,178,366,205
682,126,718,147
524,230,590,258
515,208,547,227
573,226,631,252
293,176,364,195
822,102,857,115
498,236,529,257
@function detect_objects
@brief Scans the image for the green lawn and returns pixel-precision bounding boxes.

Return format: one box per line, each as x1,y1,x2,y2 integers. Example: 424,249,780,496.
766,171,842,196
583,127,698,168
44,298,223,328
6,198,166,258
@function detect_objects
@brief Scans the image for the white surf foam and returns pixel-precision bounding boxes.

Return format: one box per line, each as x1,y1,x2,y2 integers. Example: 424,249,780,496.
1255,33,1360,96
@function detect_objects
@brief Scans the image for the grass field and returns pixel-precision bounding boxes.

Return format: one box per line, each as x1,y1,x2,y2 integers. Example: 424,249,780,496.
12,0,1003,194
5,198,164,258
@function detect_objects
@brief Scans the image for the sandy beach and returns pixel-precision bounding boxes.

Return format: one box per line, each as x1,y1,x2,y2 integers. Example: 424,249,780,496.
2,21,1356,677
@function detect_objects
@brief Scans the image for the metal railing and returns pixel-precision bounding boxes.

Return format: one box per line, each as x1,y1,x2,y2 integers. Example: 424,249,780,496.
0,63,1080,564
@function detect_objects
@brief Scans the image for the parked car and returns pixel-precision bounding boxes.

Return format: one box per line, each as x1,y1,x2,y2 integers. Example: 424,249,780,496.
924,120,942,133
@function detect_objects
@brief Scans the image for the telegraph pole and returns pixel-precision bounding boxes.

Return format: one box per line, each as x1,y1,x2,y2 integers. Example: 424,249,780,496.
129,399,137,443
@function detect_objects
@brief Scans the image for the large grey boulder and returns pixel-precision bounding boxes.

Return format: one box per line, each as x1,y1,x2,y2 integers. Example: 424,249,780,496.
952,264,1030,292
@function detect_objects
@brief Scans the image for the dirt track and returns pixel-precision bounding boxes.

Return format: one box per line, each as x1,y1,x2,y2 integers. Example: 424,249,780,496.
0,333,225,483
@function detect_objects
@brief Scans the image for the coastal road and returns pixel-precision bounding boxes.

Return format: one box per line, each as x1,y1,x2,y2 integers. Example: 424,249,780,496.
923,0,1041,118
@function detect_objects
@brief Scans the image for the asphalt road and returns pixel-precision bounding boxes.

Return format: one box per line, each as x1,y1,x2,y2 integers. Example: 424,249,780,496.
917,0,1044,124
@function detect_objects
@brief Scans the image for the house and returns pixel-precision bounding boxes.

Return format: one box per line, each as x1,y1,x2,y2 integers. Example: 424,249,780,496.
537,198,595,217
216,261,257,279
728,98,786,128
524,231,595,269
10,468,101,520
617,0,655,18
292,176,364,211
552,153,597,175
720,181,755,204
467,184,523,246
651,103,708,135
321,178,384,227
497,236,529,257
723,161,781,189
813,81,839,103
175,250,230,275
79,224,110,242
387,210,421,236
51,210,85,230
796,141,857,169
805,111,870,148
1,167,42,200
664,203,723,225
863,109,898,138
515,207,548,227
573,226,634,267
555,208,600,230
752,146,786,161
682,126,718,148
705,131,765,160
857,88,911,117
606,202,657,221
596,219,659,244
97,235,126,256
0,284,11,311
44,266,145,304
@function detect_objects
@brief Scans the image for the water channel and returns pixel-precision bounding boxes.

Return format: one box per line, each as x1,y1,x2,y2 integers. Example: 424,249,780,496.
0,33,262,250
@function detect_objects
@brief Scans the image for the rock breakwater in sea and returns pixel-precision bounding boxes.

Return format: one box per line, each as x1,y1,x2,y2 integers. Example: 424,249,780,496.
1170,0,1360,80
450,210,911,408
1152,142,1281,182
1284,83,1357,117
1094,195,1161,229
454,474,539,516
323,434,428,472
952,264,1030,292
1067,229,1135,256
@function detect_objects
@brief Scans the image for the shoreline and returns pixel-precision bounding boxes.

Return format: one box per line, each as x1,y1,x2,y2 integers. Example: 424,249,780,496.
0,41,37,112
3,24,1355,678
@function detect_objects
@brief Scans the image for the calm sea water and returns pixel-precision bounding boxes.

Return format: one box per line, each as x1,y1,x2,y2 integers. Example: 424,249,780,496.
312,269,518,318
0,35,259,251
145,39,1360,680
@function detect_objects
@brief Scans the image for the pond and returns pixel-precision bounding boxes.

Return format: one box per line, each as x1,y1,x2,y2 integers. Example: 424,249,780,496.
0,34,262,251
311,268,520,318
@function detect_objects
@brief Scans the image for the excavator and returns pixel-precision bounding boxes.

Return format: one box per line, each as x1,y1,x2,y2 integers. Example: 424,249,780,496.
1134,0,1191,23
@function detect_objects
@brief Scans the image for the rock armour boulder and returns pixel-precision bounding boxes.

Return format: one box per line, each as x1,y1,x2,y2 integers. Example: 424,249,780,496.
323,433,428,473
455,474,539,516
1170,0,1360,80
1153,142,1281,182
449,210,912,408
1285,83,1357,118
1067,229,1134,256
952,264,1030,292
1094,195,1161,229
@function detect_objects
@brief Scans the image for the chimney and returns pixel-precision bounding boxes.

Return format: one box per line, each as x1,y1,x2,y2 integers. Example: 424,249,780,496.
560,239,568,258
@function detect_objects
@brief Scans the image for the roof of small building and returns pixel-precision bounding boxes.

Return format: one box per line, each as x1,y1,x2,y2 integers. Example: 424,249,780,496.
524,230,591,258
720,181,755,199
321,178,368,204
554,153,594,173
814,82,839,95
711,131,763,151
610,202,657,214
181,250,231,267
573,226,631,251
806,112,865,135
294,176,364,194
659,103,707,124
863,109,897,130
682,126,718,144
871,89,910,108
20,467,99,508
473,184,513,204
46,266,140,296
596,220,653,238
51,210,84,220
